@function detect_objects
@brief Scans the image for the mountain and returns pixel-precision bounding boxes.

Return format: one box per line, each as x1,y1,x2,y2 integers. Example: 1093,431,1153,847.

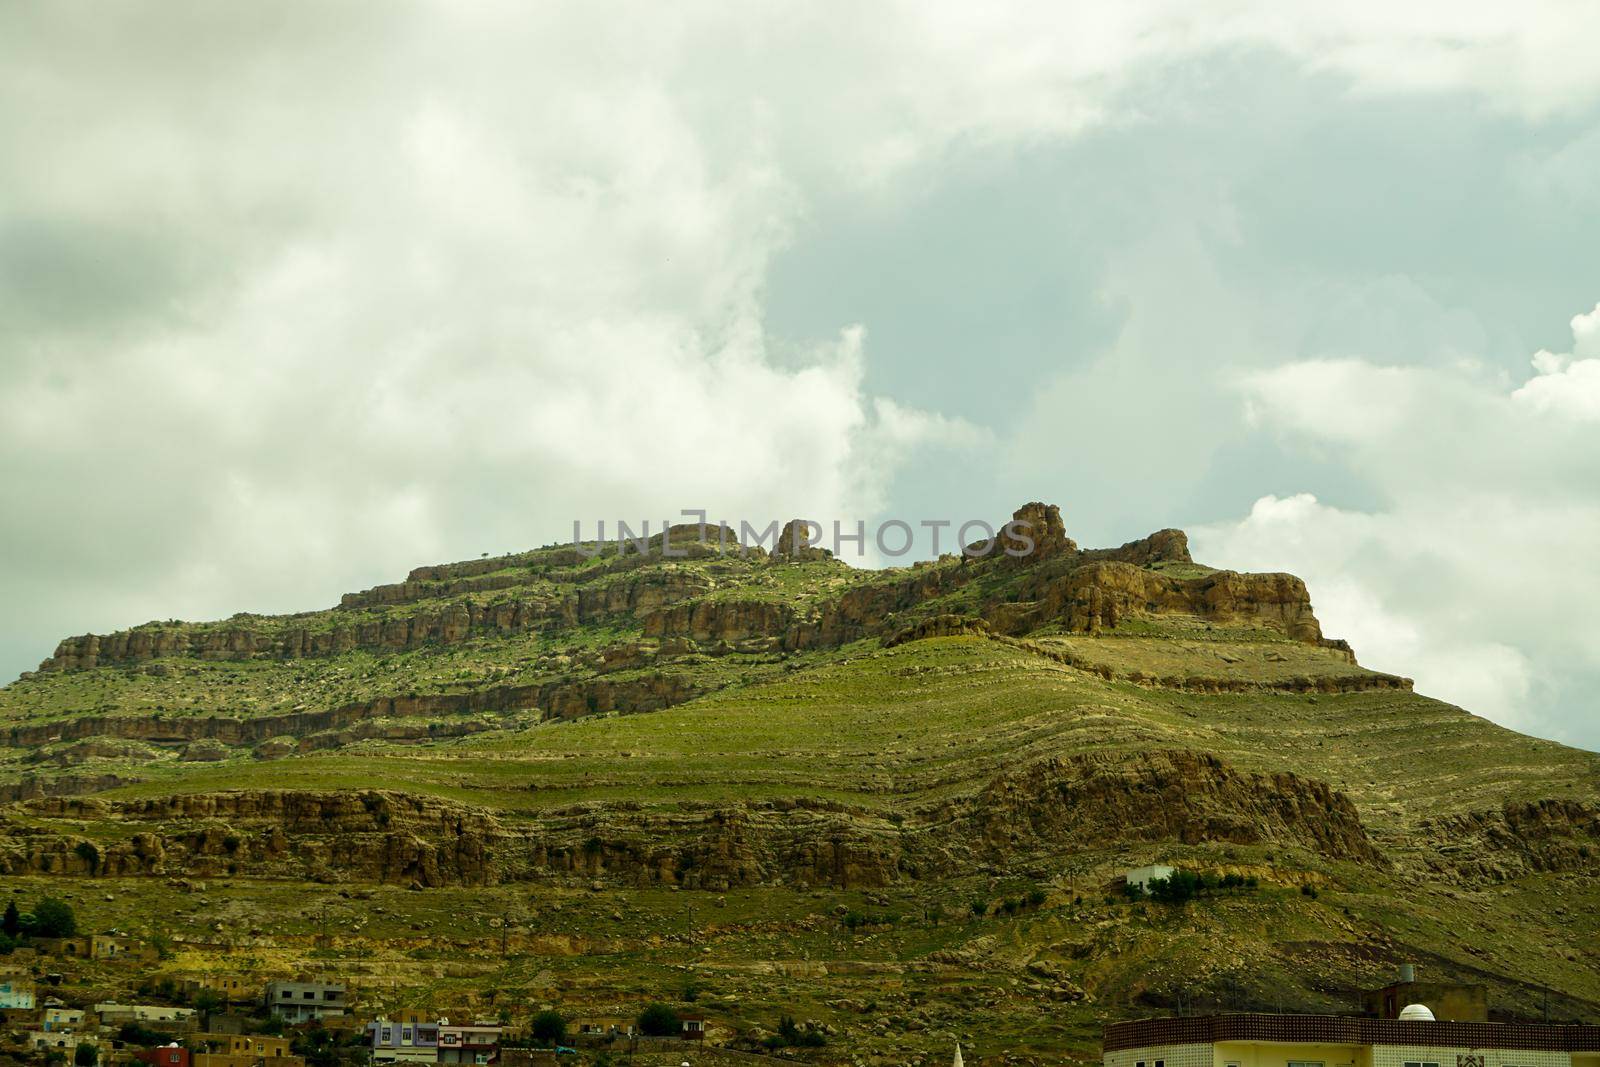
2,502,1597,1063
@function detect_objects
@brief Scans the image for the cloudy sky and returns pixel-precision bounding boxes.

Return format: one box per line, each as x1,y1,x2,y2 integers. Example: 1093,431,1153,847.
3,2,1599,748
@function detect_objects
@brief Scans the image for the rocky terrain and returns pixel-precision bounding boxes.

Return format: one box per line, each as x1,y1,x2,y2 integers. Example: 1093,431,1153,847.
2,501,1597,1064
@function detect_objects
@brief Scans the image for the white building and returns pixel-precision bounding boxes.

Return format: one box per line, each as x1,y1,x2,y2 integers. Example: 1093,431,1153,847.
0,973,35,1010
94,1002,197,1025
1104,1013,1600,1067
1125,864,1176,891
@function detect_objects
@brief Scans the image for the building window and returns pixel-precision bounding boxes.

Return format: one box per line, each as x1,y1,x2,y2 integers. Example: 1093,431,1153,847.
1404,1061,1441,1067
1289,1061,1326,1067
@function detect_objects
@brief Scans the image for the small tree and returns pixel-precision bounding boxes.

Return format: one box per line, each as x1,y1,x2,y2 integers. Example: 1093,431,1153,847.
531,1011,566,1046
637,1003,680,1037
32,897,77,937
74,1044,98,1067
2,901,19,937
1149,870,1201,904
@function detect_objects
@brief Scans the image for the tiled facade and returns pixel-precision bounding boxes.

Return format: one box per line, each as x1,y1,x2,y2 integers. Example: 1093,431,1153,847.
1105,1040,1215,1067
1104,1014,1600,1067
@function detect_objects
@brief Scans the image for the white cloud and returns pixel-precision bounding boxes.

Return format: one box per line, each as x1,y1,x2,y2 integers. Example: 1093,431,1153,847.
1515,303,1600,418
1195,304,1600,747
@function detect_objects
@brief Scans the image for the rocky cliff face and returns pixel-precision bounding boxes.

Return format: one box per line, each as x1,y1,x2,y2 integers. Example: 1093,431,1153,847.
946,750,1383,864
2,790,495,885
1081,528,1192,565
1004,562,1323,640
0,747,1386,889
5,671,701,751
31,501,1337,678
1421,799,1600,881
35,569,717,673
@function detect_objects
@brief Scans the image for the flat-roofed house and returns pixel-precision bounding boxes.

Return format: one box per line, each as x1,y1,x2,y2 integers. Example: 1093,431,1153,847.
264,981,347,1024
437,1021,502,1066
1103,1013,1600,1067
368,1017,442,1063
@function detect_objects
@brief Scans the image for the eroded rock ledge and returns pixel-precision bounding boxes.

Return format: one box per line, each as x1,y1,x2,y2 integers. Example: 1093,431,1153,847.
29,502,1343,677
0,749,1389,888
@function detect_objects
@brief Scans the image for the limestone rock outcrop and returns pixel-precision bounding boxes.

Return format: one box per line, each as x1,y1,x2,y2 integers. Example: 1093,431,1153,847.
1422,798,1600,881
0,745,1388,889
953,750,1383,865
770,519,832,562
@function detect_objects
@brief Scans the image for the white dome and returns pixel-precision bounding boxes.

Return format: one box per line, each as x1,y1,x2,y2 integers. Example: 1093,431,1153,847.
1398,1004,1436,1021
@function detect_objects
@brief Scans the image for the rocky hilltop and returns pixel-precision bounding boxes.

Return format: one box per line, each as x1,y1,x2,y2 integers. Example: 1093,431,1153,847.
2,501,1597,1061
31,504,1331,674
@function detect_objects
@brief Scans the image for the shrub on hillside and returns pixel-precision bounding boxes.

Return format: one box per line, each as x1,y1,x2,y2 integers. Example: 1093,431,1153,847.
531,1010,566,1045
766,1014,826,1049
637,1003,680,1037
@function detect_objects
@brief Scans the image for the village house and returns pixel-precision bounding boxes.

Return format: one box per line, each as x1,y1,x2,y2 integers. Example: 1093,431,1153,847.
135,1045,193,1067
36,934,157,962
0,972,36,1010
181,974,257,1005
194,1033,297,1059
202,1014,260,1036
574,1016,636,1039
368,1016,443,1063
29,1029,93,1055
95,1002,199,1027
1103,1012,1600,1067
680,1013,706,1040
1124,864,1177,892
264,981,347,1024
42,1006,87,1032
437,1020,503,1066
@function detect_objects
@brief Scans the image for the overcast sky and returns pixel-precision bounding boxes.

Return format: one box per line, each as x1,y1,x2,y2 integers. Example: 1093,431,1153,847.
3,2,1599,748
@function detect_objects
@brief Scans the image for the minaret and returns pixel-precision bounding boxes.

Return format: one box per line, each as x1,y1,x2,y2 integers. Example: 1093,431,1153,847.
953,1043,965,1067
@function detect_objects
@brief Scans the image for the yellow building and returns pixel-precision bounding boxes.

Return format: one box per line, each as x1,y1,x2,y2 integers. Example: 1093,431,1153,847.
195,1054,306,1067
181,975,257,1004
195,1033,295,1059
1104,1014,1600,1067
